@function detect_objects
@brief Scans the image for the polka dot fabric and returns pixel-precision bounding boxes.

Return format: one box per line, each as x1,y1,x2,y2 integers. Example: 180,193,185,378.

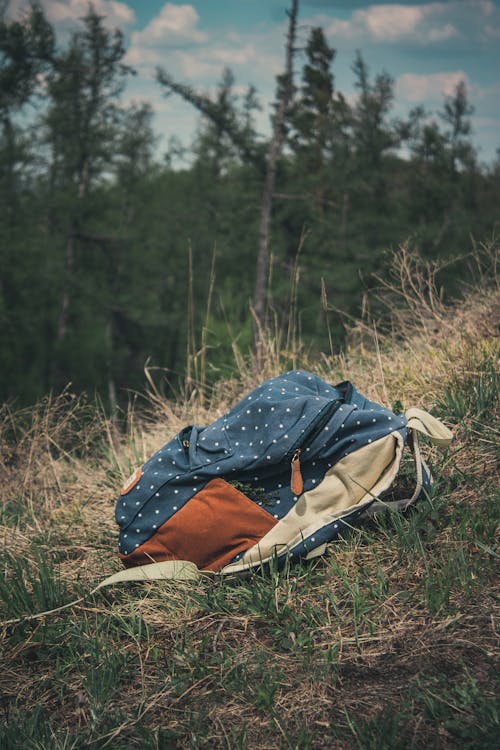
115,371,408,563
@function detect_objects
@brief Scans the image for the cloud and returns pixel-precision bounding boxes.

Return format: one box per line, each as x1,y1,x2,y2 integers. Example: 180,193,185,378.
127,3,211,69
396,71,470,102
126,2,283,93
326,3,458,44
176,50,220,78
46,0,134,26
131,3,207,46
6,0,135,28
323,1,500,46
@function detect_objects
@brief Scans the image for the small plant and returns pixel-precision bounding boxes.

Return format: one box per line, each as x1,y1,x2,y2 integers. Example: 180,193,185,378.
0,547,72,622
436,347,499,425
415,671,499,749
343,704,411,750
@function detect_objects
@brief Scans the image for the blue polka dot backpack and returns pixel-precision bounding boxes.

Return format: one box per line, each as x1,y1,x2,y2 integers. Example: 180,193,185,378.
108,371,452,585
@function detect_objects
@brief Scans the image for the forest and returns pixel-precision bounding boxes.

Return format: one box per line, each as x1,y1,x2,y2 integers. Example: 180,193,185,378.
1,3,499,407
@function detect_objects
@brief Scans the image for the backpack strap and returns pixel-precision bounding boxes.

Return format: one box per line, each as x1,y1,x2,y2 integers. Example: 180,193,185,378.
0,560,203,627
405,408,452,504
94,559,202,588
406,407,453,447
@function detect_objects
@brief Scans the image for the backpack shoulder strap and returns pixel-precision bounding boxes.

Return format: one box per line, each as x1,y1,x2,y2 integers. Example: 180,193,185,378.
405,407,452,504
406,407,453,447
95,559,203,588
0,560,204,627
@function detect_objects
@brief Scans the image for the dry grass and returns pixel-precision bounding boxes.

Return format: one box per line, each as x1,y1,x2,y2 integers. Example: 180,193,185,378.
0,246,499,749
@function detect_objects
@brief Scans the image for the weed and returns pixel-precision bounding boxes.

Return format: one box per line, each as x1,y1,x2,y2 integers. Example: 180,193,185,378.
0,547,73,622
414,671,499,749
0,248,498,748
436,347,499,426
342,704,412,750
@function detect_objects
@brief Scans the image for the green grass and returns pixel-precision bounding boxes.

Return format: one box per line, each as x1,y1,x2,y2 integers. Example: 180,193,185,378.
1,265,499,749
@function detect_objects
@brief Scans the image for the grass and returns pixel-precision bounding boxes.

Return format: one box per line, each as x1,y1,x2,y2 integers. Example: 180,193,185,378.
0,246,499,748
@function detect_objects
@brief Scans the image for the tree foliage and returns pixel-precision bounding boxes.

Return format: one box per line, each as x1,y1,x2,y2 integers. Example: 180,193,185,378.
0,6,498,407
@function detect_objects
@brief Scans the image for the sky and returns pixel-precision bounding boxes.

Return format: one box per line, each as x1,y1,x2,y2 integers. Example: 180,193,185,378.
6,0,500,164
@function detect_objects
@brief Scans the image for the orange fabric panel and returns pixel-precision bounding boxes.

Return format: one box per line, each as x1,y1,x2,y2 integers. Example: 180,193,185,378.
120,478,277,571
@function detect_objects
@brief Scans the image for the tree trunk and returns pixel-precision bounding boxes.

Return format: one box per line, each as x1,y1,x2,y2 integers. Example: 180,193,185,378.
253,0,298,356
56,157,89,343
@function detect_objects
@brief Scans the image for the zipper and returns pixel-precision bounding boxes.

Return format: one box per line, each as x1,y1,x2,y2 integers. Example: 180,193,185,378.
287,399,342,495
178,425,192,459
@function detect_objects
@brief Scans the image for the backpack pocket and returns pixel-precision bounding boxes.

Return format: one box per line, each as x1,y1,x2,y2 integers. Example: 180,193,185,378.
178,424,233,470
120,478,277,571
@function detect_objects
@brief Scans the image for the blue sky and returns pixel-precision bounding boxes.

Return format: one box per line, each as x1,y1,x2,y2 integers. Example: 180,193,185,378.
8,1,500,163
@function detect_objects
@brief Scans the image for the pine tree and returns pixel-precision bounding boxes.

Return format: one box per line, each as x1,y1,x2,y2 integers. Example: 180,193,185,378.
42,7,133,391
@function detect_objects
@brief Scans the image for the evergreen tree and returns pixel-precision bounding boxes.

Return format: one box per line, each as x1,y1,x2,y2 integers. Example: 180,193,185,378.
41,7,133,392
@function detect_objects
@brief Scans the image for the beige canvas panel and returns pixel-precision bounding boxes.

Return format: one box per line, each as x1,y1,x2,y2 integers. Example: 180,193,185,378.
223,432,404,572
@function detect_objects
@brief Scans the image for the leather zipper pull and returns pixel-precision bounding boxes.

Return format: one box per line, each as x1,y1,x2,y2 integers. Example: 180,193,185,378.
291,449,303,495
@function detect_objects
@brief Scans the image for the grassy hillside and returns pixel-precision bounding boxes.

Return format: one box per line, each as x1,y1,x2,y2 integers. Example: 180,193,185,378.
0,248,498,749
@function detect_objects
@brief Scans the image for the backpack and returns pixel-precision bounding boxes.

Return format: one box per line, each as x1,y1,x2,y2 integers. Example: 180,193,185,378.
113,370,452,581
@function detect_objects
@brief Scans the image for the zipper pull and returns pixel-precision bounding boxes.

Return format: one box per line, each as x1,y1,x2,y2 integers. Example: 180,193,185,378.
290,449,303,495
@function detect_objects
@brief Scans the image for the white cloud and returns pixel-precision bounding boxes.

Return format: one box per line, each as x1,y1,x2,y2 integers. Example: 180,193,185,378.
211,44,257,67
327,3,458,44
176,50,220,78
124,45,163,67
323,1,500,45
358,5,427,41
396,71,470,102
6,0,135,28
127,3,211,70
45,0,135,26
131,3,207,46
